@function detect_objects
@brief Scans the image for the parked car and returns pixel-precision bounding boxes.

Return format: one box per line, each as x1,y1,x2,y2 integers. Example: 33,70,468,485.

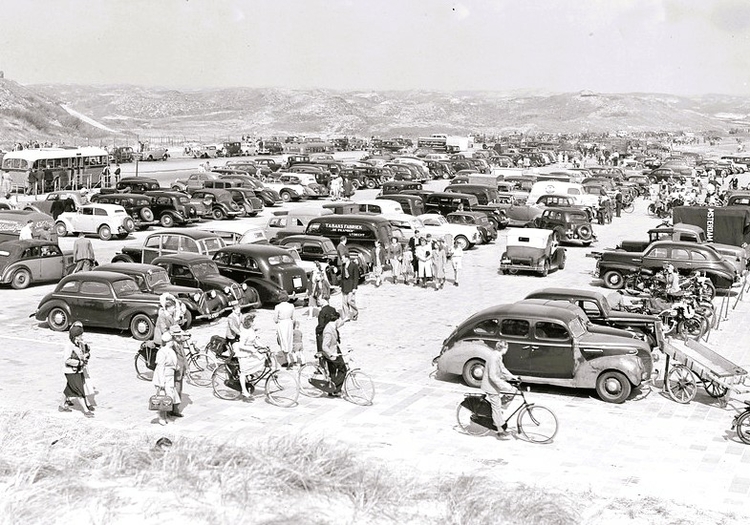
90,193,157,231
499,228,566,276
172,172,222,193
0,239,73,289
55,203,135,241
113,229,226,265
376,194,425,216
357,199,404,215
533,208,595,246
152,254,261,313
417,213,483,249
110,146,135,163
115,177,162,193
263,177,312,202
34,271,161,340
305,214,394,270
278,173,329,199
190,188,242,220
212,244,309,305
23,190,88,217
224,187,263,217
138,146,169,162
533,194,596,222
95,262,224,326
380,181,423,195
433,300,654,403
265,207,333,242
276,234,338,268
446,211,497,243
219,141,242,157
144,190,206,227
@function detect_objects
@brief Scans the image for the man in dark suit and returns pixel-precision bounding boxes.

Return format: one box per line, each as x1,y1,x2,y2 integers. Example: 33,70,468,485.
340,254,360,321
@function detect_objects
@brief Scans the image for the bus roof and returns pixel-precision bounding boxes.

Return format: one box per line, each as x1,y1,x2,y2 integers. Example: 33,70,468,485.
2,147,108,162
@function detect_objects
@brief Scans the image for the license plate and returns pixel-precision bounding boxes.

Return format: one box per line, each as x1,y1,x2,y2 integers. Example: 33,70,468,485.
293,277,302,288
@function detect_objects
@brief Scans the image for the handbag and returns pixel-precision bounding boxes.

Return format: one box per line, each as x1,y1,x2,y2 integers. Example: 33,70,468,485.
275,351,289,367
149,389,174,411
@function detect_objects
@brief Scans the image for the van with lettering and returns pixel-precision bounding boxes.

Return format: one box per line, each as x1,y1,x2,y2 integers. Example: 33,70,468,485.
304,214,394,270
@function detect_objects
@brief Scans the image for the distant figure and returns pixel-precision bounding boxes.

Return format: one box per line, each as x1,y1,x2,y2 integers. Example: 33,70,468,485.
19,220,34,240
73,232,96,272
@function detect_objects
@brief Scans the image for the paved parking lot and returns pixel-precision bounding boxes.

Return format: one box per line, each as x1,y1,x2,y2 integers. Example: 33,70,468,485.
3,168,750,518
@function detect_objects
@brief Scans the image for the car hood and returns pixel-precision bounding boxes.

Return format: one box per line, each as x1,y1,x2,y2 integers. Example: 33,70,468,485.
578,332,650,353
200,274,241,290
152,283,203,296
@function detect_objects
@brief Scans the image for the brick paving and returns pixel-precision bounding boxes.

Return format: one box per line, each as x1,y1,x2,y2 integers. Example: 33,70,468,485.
2,171,750,517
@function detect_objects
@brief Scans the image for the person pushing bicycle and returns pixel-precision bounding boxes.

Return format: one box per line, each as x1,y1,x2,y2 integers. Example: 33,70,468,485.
481,340,520,438
231,312,268,401
312,309,349,396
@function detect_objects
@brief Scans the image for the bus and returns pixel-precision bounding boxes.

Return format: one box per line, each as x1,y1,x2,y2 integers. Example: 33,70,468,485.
417,136,448,151
0,147,109,194
284,141,334,155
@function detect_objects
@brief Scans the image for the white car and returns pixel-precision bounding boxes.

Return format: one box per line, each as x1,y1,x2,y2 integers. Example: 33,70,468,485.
263,176,313,202
55,203,135,241
356,199,403,215
417,213,483,249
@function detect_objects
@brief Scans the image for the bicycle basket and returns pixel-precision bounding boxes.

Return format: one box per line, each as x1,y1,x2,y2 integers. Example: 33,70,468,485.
206,335,227,356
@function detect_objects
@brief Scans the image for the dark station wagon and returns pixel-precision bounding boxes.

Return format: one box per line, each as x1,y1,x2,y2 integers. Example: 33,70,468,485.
533,208,595,246
114,229,226,265
144,190,206,228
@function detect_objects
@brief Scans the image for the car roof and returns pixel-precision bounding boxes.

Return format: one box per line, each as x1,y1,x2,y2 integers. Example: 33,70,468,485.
96,262,165,274
506,227,552,243
80,203,124,211
460,301,579,325
147,228,222,240
63,270,135,282
217,244,290,256
153,253,215,263
278,234,334,244
525,287,604,301
0,239,57,254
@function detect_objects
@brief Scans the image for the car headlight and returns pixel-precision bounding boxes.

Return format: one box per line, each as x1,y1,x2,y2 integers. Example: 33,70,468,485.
192,292,201,302
223,286,230,294
241,283,248,290
209,290,217,298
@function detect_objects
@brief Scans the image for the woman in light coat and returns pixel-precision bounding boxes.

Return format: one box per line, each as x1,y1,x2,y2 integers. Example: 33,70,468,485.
431,239,447,289
152,331,180,426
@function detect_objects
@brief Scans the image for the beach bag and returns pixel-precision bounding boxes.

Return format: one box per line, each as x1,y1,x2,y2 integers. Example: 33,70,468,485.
148,389,174,411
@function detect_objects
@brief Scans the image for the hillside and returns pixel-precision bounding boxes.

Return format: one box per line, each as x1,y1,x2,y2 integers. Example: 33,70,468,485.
19,83,750,140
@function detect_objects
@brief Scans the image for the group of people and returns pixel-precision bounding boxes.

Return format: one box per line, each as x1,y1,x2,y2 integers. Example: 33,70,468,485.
329,173,355,201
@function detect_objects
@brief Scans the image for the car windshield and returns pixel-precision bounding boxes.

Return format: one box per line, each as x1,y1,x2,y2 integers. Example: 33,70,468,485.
568,318,586,339
112,279,140,296
191,261,220,278
146,269,171,287
268,254,295,265
200,238,226,253
569,211,588,221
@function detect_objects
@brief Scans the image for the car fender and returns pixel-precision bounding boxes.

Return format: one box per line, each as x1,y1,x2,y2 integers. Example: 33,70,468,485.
34,299,71,321
580,355,644,387
56,216,74,231
240,276,286,303
436,339,493,376
1,262,34,284
115,304,159,327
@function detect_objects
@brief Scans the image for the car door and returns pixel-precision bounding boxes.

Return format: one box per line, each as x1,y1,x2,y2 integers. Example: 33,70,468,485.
18,246,42,280
527,320,576,378
77,280,116,325
39,244,64,281
641,246,668,272
142,235,162,264
497,318,536,375
669,246,692,273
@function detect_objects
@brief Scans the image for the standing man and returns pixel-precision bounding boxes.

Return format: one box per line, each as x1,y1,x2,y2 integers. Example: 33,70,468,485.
19,219,34,240
372,240,385,287
480,340,520,438
340,254,360,321
614,189,622,218
336,235,350,276
273,299,295,366
73,232,96,272
387,236,403,284
101,164,111,188
113,163,121,184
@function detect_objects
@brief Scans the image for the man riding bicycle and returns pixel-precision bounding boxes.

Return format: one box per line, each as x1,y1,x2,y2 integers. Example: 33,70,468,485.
310,309,349,396
481,340,520,438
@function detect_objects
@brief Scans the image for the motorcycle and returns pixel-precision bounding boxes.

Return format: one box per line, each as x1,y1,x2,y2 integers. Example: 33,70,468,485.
623,268,668,297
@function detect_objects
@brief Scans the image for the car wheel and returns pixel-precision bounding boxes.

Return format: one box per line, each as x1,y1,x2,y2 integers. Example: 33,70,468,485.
55,222,68,237
130,313,155,341
559,251,566,270
280,190,292,202
454,235,469,250
462,358,485,388
11,268,31,290
365,178,376,189
160,214,175,228
98,225,112,241
111,254,135,263
212,207,226,220
147,155,154,161
541,259,549,277
577,224,593,241
116,233,129,240
171,185,182,191
602,270,625,289
551,229,563,244
140,208,154,222
595,370,632,404
162,154,168,161
124,217,135,232
47,307,70,331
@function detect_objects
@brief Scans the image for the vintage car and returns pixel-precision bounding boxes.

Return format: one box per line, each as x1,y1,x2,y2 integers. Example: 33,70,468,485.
90,193,157,230
224,187,264,217
55,203,135,241
144,190,206,227
191,145,218,159
263,177,313,202
499,228,566,276
376,194,425,216
416,213,484,249
446,211,497,243
152,254,261,313
212,244,309,305
115,176,162,193
533,208,595,246
305,214,393,270
197,225,269,246
219,141,242,157
433,300,654,403
172,172,222,193
95,262,224,326
379,181,423,196
594,240,740,290
357,199,404,215
533,194,595,222
279,173,329,199
138,146,169,162
0,239,73,289
0,210,57,243
288,164,332,187
114,229,226,265
190,188,242,220
34,271,161,340
265,207,333,243
276,234,338,267
524,287,665,352
23,190,88,217
110,146,135,163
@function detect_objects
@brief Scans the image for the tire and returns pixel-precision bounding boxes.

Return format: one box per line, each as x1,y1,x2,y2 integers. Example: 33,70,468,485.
665,364,697,404
212,364,242,400
160,214,175,228
55,222,68,237
134,352,154,381
11,268,31,290
677,317,706,340
551,229,563,244
700,280,716,301
116,233,129,240
454,235,469,250
351,179,361,190
140,208,154,222
129,313,154,341
265,370,299,407
147,155,154,161
186,351,218,388
212,207,226,220
647,203,656,216
602,270,625,289
703,379,728,398
162,154,168,161
623,202,634,214
98,225,112,241
123,218,135,232
298,362,327,397
736,412,750,445
111,254,135,263
365,178,376,189
343,370,375,406
517,404,558,444
540,259,549,277
47,307,70,331
595,370,632,404
280,190,292,202
456,403,492,436
462,358,485,388
577,224,593,241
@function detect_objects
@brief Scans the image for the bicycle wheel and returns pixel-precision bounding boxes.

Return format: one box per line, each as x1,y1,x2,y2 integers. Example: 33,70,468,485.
455,403,492,436
517,404,558,444
298,362,327,398
212,364,242,401
134,353,153,381
186,351,218,387
736,412,750,445
343,370,375,406
264,369,299,407
623,202,634,214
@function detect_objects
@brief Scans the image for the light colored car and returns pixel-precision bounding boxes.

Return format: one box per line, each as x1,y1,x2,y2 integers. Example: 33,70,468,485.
277,173,328,199
417,213,483,248
263,177,312,202
357,199,404,215
55,203,135,241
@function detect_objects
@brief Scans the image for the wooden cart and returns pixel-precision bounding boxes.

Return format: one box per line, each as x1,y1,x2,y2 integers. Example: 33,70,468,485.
661,337,748,403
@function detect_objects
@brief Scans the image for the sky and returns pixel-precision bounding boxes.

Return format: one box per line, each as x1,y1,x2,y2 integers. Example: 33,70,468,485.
0,0,748,96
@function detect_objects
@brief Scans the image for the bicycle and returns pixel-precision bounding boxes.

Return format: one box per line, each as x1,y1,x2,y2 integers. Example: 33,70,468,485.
455,381,558,444
731,400,750,445
298,351,375,406
211,347,299,407
135,334,219,387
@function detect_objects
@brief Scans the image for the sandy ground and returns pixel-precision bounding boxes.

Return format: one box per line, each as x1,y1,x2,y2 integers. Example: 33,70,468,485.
2,152,750,521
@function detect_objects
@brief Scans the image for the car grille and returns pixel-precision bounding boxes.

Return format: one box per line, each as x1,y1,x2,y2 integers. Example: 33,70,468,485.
230,283,243,302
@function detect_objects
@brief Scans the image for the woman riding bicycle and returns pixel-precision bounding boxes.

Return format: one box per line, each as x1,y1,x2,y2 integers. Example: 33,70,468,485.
481,340,520,438
232,313,267,401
